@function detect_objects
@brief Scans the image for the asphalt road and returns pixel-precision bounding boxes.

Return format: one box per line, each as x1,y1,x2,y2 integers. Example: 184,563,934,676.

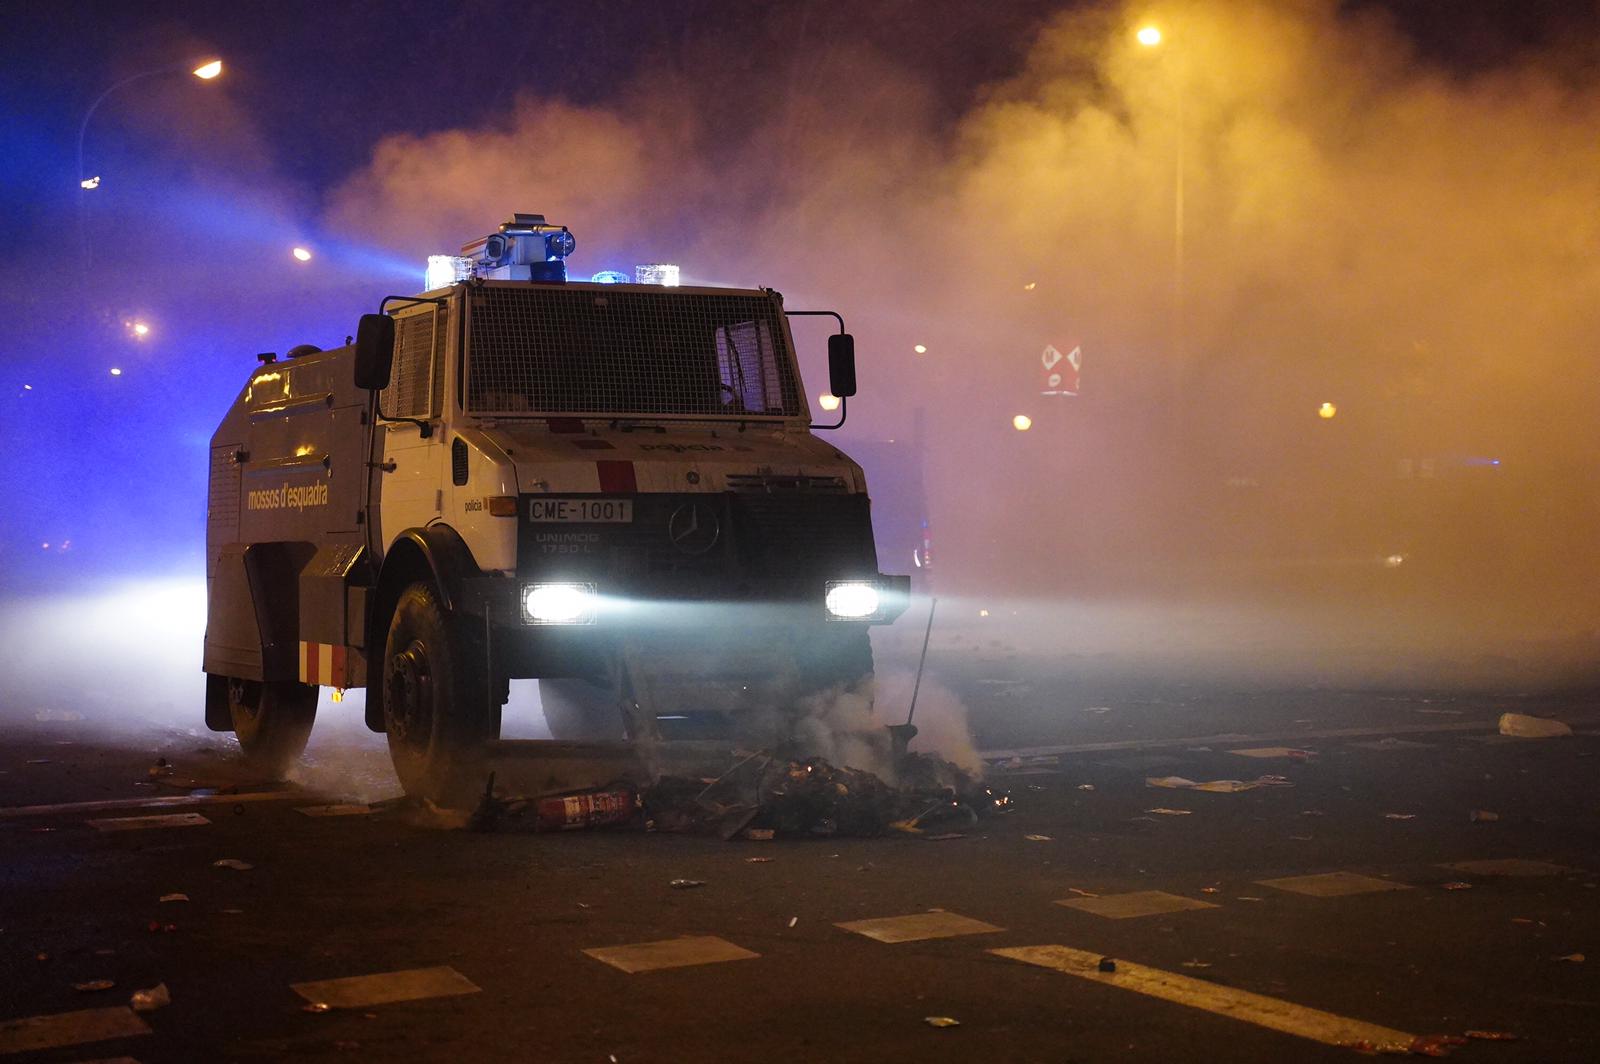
3,686,1598,1063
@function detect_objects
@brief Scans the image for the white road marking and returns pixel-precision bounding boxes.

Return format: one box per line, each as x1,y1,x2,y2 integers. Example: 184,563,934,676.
835,911,1003,943
0,1006,150,1055
981,716,1541,762
86,812,211,832
1441,859,1573,877
1226,747,1312,759
1056,890,1218,919
1257,872,1412,897
584,936,760,974
991,944,1418,1052
290,966,480,1009
0,790,299,820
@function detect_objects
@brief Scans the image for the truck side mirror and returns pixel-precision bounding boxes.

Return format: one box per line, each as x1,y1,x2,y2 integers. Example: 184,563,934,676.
828,333,857,398
354,314,395,391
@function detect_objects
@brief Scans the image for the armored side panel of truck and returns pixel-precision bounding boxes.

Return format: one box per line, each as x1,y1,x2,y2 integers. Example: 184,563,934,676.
203,215,908,801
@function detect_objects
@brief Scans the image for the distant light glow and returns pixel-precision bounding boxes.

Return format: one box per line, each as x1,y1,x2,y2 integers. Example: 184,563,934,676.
109,367,122,376
1013,414,1033,431
80,176,101,190
818,393,841,411
127,320,150,339
1318,401,1337,419
913,344,928,354
635,263,680,287
192,60,223,79
23,384,31,390
1384,554,1406,568
292,246,312,262
1023,281,1036,291
979,609,990,617
1137,25,1163,46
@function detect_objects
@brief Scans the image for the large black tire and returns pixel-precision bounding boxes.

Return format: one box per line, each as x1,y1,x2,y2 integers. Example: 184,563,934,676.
537,678,625,741
228,678,317,778
381,581,493,804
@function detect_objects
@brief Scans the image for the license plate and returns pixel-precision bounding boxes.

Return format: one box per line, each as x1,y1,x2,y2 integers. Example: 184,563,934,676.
528,498,634,523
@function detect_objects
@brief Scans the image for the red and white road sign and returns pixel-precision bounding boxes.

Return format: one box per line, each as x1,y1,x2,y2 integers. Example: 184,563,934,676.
1041,344,1081,396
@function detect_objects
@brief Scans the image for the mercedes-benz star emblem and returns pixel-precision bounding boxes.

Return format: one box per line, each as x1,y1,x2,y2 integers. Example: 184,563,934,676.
667,502,720,555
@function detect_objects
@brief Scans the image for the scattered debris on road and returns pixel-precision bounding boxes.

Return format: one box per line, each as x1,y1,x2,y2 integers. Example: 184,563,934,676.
72,979,115,992
669,879,706,890
158,893,188,903
1440,882,1474,891
923,1016,960,1028
1146,808,1192,816
1146,775,1292,793
1469,809,1499,822
1555,952,1585,963
129,983,170,1012
1498,712,1572,738
1384,813,1417,820
212,859,253,870
1024,834,1053,841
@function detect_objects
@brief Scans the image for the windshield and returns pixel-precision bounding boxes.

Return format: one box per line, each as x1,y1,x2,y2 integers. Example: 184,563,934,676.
465,285,803,418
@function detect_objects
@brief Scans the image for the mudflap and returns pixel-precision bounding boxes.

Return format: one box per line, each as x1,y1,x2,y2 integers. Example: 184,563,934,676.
204,673,234,732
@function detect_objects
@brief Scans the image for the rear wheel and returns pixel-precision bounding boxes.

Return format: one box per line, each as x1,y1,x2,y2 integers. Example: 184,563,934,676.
228,678,317,777
538,678,625,741
382,581,492,804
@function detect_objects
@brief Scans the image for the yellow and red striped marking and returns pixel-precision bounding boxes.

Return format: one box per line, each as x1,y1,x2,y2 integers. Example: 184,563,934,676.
298,641,351,687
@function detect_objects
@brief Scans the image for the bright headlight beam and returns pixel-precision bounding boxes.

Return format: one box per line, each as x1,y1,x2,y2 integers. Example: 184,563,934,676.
523,583,595,624
825,581,880,619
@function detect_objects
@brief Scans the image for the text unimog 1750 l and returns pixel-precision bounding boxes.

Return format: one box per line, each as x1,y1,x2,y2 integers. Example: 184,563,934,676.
203,214,909,801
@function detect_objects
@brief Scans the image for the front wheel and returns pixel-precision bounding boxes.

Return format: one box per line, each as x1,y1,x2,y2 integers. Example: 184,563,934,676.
382,581,492,804
228,678,317,777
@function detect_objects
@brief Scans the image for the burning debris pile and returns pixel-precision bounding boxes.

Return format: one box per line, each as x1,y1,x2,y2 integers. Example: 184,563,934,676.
469,752,1011,839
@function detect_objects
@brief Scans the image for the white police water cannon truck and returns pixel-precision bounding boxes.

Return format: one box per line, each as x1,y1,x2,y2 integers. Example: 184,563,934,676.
203,213,909,801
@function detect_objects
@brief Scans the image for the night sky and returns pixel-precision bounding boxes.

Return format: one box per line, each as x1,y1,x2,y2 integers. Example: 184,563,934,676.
2,0,1596,592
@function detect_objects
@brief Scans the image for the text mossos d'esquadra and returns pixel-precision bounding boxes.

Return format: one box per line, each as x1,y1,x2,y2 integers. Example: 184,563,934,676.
246,480,329,512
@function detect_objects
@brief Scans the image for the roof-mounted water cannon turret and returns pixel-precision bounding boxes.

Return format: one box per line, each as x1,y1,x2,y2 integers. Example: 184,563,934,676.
458,213,576,283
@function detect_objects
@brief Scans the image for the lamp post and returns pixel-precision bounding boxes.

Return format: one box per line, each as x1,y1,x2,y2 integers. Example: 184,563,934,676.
1137,24,1189,457
76,59,222,191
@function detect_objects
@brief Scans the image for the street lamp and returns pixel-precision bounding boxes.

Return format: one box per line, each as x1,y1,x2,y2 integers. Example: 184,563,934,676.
77,58,223,191
1136,24,1187,446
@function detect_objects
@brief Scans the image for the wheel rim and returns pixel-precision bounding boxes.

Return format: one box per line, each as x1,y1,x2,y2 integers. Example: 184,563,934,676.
386,639,433,747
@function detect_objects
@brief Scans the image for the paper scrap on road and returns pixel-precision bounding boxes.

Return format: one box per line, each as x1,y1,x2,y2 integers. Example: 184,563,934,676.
296,804,372,817
1146,808,1192,816
836,911,1003,943
1258,872,1412,897
87,812,210,832
583,936,759,974
991,944,1419,1051
290,965,481,1007
1056,890,1218,919
1441,859,1572,878
212,859,253,871
1498,712,1572,738
1228,747,1315,760
0,1007,151,1054
1146,776,1292,793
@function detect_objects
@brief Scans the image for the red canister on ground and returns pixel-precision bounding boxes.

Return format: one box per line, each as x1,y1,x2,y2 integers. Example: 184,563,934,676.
534,788,638,831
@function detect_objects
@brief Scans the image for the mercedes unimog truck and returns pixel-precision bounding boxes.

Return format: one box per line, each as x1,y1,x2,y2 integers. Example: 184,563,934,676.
203,214,908,801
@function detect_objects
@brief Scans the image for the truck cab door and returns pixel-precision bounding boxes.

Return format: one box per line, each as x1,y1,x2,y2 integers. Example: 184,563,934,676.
377,305,447,546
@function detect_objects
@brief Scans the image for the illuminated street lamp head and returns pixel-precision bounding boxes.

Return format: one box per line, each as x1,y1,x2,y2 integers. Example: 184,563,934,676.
1137,25,1163,46
1318,401,1338,420
1013,414,1033,431
292,246,312,262
80,176,101,190
192,59,223,80
127,320,150,339
913,344,928,355
818,393,841,411
110,367,122,376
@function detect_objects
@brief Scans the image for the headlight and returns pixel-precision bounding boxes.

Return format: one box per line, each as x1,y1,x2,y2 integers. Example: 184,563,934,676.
825,580,881,620
522,582,597,625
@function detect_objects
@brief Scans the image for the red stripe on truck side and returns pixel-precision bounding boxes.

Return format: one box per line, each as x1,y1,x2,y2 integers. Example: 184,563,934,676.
596,461,637,493
331,644,347,686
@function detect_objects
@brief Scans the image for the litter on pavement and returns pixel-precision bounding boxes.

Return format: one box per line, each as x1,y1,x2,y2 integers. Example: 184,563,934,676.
1146,775,1292,793
923,1016,960,1028
212,858,253,870
128,983,170,1012
1498,712,1572,738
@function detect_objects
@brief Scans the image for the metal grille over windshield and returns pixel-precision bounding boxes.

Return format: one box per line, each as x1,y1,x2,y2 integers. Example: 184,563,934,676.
466,286,802,418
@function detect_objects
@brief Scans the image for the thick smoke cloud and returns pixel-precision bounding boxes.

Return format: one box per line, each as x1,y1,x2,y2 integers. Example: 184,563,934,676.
321,0,1600,686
